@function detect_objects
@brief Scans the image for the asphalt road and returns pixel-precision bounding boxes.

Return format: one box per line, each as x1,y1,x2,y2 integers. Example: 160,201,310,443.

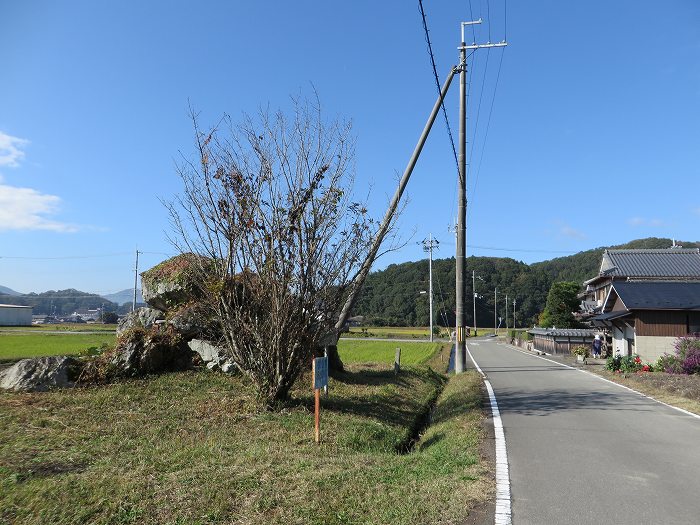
467,338,700,525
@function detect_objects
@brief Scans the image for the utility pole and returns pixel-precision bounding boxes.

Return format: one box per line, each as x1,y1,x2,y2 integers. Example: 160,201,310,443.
132,249,140,313
472,270,483,337
455,20,507,372
513,298,517,329
494,288,498,336
422,234,439,342
505,293,508,330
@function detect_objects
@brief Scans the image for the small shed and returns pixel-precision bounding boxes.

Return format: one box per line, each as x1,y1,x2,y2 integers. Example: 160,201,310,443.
0,304,33,326
529,327,597,355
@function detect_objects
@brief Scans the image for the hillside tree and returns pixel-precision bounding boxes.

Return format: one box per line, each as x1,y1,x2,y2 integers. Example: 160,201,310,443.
539,281,582,328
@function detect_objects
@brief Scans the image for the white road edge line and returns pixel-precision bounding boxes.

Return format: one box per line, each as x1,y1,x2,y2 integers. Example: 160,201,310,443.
467,343,512,525
506,344,700,421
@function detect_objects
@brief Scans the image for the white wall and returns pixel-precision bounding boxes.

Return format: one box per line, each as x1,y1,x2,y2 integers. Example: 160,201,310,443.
636,336,676,364
0,306,33,326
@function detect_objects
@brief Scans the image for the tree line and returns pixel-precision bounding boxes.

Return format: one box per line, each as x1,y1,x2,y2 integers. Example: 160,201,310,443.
351,238,699,328
0,289,138,316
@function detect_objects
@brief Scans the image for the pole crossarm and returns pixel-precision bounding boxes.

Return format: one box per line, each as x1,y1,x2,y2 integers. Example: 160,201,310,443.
459,42,508,50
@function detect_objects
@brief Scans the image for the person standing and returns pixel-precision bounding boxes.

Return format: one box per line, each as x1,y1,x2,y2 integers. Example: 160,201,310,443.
592,334,602,358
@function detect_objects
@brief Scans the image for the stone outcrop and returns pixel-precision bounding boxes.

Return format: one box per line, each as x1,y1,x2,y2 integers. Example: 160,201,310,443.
110,329,192,377
188,339,236,373
140,253,211,312
0,356,81,392
166,302,218,340
116,307,165,336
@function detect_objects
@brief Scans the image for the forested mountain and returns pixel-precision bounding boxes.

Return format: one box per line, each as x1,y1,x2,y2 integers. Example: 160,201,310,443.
352,237,700,328
0,289,119,316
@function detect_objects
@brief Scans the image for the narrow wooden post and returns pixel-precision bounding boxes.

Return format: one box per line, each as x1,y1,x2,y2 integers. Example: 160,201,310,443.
394,347,401,376
314,387,321,443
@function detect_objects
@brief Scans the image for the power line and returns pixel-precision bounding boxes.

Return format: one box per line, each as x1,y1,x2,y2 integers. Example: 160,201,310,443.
486,0,492,42
0,251,173,261
466,0,477,42
0,252,132,260
467,48,491,173
417,0,460,175
469,47,505,218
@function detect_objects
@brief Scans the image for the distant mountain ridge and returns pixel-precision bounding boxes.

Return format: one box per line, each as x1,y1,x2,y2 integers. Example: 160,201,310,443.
0,285,21,296
100,288,144,306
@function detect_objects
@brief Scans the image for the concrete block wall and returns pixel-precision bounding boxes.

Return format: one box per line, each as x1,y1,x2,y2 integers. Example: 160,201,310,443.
636,336,676,363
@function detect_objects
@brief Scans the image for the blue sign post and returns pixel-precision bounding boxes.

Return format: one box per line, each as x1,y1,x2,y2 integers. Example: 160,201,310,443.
312,356,328,443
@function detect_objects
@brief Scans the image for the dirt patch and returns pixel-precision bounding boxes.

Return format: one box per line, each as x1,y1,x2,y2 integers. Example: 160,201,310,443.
2,458,87,483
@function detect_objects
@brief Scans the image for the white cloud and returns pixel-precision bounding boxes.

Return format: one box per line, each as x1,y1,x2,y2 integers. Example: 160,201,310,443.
0,131,29,168
0,131,78,232
0,184,78,232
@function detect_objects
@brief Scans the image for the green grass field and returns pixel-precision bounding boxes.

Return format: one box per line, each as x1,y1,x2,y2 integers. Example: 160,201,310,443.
0,323,117,332
0,364,491,524
338,339,440,365
0,333,116,361
344,326,432,338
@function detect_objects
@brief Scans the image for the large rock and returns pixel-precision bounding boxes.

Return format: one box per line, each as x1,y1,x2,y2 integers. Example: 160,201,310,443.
116,307,165,336
188,339,236,373
0,356,81,392
140,253,211,312
167,302,218,340
110,329,193,377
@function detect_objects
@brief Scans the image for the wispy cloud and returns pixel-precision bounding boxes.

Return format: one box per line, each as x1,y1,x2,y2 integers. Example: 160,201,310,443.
560,225,587,240
627,217,666,227
693,208,700,216
0,131,29,168
0,131,78,232
0,184,78,232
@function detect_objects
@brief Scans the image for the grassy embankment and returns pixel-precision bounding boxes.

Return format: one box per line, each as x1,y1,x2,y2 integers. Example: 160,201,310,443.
0,339,491,524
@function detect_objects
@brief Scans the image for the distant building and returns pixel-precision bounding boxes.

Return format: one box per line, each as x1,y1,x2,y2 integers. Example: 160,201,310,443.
592,281,700,362
0,304,33,326
579,248,700,319
529,327,597,355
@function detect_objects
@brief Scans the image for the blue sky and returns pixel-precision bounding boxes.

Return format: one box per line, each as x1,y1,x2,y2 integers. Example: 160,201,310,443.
1,0,699,295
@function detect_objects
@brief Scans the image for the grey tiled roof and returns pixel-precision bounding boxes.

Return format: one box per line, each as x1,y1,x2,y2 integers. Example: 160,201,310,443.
600,249,700,278
611,281,700,310
529,327,597,337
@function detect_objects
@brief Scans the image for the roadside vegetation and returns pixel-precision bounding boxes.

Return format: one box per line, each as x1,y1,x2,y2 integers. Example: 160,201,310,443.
583,334,700,415
0,342,492,525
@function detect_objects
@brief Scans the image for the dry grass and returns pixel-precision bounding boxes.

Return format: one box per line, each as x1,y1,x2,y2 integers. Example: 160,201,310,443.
0,357,491,524
590,368,700,415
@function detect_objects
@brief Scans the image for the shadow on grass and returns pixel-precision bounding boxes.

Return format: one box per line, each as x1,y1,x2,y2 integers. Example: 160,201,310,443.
332,368,414,387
